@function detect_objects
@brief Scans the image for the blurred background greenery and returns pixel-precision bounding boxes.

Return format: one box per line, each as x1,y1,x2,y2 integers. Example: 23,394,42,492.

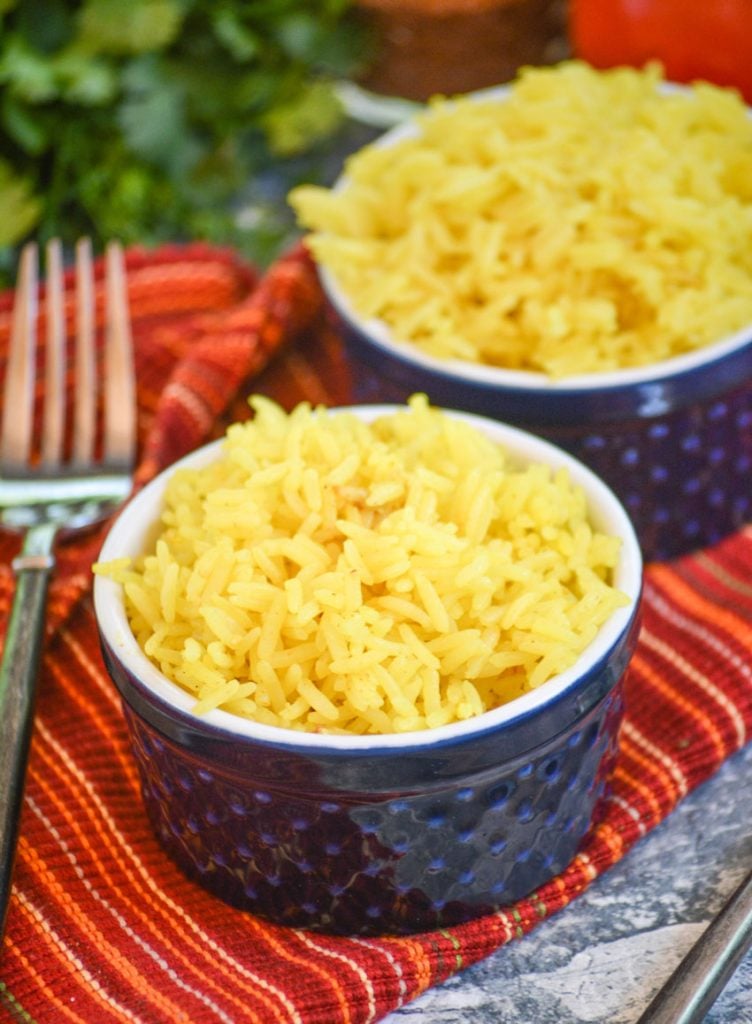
0,0,573,285
0,0,376,282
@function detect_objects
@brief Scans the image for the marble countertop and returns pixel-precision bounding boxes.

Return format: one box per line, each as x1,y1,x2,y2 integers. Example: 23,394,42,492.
385,740,752,1023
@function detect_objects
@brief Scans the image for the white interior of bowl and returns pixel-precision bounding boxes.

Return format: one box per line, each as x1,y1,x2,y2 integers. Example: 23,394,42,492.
319,82,752,393
94,406,642,751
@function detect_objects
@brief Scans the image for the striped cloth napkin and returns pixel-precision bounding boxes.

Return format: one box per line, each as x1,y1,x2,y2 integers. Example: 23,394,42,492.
0,243,751,1024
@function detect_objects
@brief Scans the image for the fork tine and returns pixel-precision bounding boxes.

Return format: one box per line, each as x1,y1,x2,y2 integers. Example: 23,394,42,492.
1,242,38,472
72,237,96,467
102,241,136,469
0,238,136,941
40,238,65,469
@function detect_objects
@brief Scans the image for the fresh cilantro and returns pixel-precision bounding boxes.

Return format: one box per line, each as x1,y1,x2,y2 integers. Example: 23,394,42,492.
0,159,41,245
0,0,369,280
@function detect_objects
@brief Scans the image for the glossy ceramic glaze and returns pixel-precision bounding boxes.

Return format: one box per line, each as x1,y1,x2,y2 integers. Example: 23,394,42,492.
94,407,642,935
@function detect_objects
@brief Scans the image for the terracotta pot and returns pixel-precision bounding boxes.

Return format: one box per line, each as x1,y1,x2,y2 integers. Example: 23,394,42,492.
355,0,568,100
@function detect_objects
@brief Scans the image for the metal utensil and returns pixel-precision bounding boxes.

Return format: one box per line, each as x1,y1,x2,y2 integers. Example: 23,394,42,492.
637,864,752,1023
0,238,136,938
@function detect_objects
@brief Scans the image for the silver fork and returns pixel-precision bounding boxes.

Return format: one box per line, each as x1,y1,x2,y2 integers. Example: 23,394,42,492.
0,238,136,937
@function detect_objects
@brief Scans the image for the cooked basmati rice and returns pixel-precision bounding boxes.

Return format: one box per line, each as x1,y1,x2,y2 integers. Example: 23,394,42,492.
95,395,628,734
290,61,752,378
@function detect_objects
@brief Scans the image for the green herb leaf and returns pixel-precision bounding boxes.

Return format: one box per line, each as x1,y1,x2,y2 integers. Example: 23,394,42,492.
262,79,343,156
211,9,262,62
54,48,118,105
0,35,59,102
1,92,49,153
0,159,41,244
77,0,185,55
119,56,197,173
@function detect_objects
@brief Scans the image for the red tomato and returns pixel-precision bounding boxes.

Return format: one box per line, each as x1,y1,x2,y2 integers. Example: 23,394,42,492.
569,0,752,103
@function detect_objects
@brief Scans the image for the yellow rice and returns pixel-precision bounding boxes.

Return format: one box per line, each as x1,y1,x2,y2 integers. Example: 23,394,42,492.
95,395,628,735
290,61,752,378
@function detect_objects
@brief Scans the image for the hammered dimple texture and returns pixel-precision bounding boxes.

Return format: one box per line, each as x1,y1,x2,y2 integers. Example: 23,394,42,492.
123,686,623,936
546,388,752,561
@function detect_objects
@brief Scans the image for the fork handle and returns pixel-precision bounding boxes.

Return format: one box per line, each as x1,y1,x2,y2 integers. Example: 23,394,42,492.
0,523,57,939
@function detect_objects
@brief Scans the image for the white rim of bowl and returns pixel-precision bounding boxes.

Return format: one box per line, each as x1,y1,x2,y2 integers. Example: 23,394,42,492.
322,265,752,393
319,81,752,394
94,405,642,751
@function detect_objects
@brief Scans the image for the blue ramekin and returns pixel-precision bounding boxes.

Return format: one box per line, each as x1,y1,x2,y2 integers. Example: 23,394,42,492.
311,80,752,563
94,407,642,935
324,275,752,563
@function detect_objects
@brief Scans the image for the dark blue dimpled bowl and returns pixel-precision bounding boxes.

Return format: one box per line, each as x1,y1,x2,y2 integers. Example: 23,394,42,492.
328,278,752,564
94,409,642,936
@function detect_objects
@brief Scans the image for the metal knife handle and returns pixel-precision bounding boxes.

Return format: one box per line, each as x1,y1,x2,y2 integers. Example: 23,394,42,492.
636,865,752,1024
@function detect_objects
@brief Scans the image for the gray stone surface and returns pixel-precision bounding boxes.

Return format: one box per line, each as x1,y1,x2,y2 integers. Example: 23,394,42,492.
386,741,752,1023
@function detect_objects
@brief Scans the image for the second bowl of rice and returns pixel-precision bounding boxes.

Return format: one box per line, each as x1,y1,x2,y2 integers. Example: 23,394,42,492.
94,397,642,934
291,61,752,561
